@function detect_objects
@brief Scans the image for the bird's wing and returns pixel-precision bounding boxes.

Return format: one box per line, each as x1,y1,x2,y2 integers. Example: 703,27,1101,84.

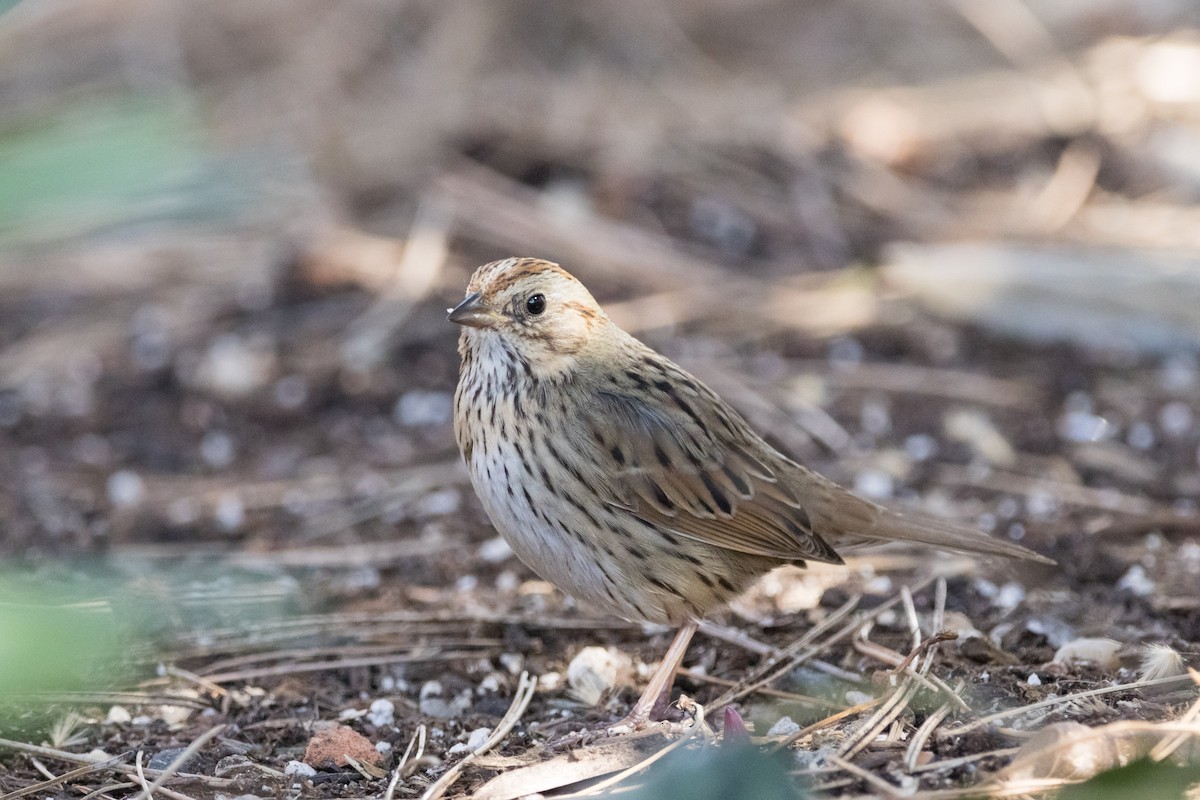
581,373,1053,567
581,381,845,565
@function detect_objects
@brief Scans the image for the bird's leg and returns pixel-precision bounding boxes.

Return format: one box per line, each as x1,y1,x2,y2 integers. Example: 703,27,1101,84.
607,620,698,733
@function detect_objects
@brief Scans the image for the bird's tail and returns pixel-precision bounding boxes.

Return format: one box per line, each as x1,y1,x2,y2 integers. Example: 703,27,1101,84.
849,507,1056,564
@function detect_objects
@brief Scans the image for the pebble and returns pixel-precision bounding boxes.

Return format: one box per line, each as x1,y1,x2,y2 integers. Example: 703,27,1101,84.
366,699,395,727
107,470,146,508
1159,401,1193,437
285,760,317,777
1027,673,1042,686
1116,564,1155,596
767,716,801,737
854,470,894,500
479,536,514,563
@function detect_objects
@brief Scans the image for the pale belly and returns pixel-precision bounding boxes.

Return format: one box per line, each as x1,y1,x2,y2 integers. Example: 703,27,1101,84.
464,435,776,625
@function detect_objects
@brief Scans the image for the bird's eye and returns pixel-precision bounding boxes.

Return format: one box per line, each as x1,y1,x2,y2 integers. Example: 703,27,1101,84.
526,293,546,316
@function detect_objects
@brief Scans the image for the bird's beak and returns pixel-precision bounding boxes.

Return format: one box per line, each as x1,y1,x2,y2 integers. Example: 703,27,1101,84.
447,291,500,328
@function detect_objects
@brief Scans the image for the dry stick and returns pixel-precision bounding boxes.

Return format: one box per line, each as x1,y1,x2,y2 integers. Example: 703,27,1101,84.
904,682,965,773
839,677,921,760
826,754,906,799
770,698,884,753
706,594,862,711
943,673,1200,738
0,754,129,800
1147,668,1200,762
78,782,138,800
559,721,705,798
711,577,936,712
420,671,537,800
384,724,427,800
202,649,481,683
838,591,929,759
197,640,500,676
908,746,1021,774
852,633,969,713
135,751,151,800
0,737,237,793
131,724,226,800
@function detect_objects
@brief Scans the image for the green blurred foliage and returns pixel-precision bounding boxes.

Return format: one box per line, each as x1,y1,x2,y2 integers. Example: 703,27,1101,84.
1058,759,1200,800
0,95,248,247
623,742,804,800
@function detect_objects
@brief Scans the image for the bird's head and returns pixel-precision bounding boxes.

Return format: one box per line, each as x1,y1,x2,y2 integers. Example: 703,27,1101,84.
448,257,609,376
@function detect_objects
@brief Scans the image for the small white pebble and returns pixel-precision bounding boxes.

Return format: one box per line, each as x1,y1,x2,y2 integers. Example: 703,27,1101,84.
495,570,519,592
464,727,491,751
106,706,132,724
1159,401,1193,437
420,681,443,699
376,741,392,753
854,470,894,500
367,699,395,727
1025,491,1058,520
499,653,523,675
767,716,801,737
845,691,874,705
995,582,1026,611
1058,411,1111,443
479,675,501,693
479,536,514,563
200,430,236,468
107,470,146,509
214,492,245,531
1117,564,1155,597
285,760,317,777
198,334,272,397
416,488,461,517
980,671,990,684
1027,673,1042,686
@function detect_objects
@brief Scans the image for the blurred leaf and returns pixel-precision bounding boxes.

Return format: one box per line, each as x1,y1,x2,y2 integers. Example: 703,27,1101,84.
1058,758,1200,800
625,742,803,800
0,95,247,246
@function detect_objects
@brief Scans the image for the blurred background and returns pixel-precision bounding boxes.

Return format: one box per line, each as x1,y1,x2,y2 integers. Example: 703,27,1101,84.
2,0,1200,793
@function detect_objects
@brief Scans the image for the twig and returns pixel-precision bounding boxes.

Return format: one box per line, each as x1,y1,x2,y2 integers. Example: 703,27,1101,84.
201,648,481,683
420,671,537,800
0,754,129,800
904,683,963,772
135,751,152,800
132,724,225,800
384,723,426,800
826,754,907,799
559,709,706,798
1148,668,1200,762
770,697,883,753
943,673,1200,737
